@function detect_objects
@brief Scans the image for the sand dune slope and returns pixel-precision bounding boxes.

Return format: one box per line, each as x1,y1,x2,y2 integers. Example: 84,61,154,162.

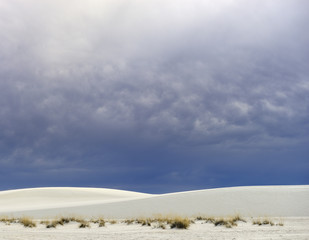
0,185,308,218
0,187,152,212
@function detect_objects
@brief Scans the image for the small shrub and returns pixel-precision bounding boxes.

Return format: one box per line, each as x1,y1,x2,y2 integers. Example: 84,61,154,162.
170,218,190,229
79,221,90,228
19,217,36,228
204,217,216,224
213,217,238,228
231,214,246,223
46,220,59,228
252,219,262,225
124,219,135,225
136,218,151,226
57,217,71,225
263,219,274,226
252,218,274,226
90,219,99,224
109,220,117,224
159,223,166,229
214,218,234,228
214,219,226,226
0,217,17,224
153,222,166,229
98,219,105,227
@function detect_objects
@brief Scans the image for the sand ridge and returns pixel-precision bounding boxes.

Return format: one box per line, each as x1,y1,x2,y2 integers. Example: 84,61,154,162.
0,185,308,219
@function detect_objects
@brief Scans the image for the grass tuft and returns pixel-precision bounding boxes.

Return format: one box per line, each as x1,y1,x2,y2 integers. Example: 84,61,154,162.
208,215,246,228
252,218,275,226
109,220,117,224
47,220,59,228
79,221,90,228
98,218,105,227
124,219,135,225
0,217,18,225
170,217,191,229
19,217,36,228
214,218,236,228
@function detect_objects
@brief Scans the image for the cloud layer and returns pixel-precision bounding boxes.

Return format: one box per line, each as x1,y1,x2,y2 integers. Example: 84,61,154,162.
0,0,308,192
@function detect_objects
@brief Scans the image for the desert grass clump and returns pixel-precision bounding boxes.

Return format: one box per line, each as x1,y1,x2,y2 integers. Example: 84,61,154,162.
152,221,166,229
214,218,236,228
169,217,191,229
90,219,99,224
195,216,216,224
276,218,284,226
79,221,90,228
204,217,216,224
136,218,151,226
0,217,18,225
158,223,166,229
109,220,117,224
40,220,50,225
52,217,70,226
98,218,105,227
124,219,135,225
58,217,81,225
262,219,274,226
46,220,59,228
203,215,246,228
19,217,36,228
42,216,87,228
85,218,105,227
231,214,246,223
252,218,274,226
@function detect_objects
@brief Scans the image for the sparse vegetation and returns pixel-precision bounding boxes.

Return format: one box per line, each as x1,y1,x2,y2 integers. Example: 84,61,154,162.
277,222,284,226
98,219,105,227
124,219,135,225
136,218,151,226
79,221,90,228
204,217,216,224
194,215,246,228
0,214,284,230
214,218,237,228
252,218,275,226
40,220,50,225
231,214,246,223
109,220,117,224
121,216,191,229
0,217,18,225
46,220,59,228
154,222,166,229
170,217,191,229
19,217,36,228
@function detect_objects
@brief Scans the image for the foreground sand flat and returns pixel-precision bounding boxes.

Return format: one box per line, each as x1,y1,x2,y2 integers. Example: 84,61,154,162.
1,218,309,240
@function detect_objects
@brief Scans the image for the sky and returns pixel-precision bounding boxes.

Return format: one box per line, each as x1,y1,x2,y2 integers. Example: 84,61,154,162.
0,0,308,193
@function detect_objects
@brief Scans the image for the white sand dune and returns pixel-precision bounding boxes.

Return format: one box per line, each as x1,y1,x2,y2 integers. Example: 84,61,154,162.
0,185,308,219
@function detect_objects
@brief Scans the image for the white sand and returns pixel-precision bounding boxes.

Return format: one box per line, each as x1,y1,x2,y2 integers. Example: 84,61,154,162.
1,186,309,239
1,185,308,219
0,187,151,213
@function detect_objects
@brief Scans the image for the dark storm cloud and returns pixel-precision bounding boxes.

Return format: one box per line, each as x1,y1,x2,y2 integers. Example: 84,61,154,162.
0,0,308,192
